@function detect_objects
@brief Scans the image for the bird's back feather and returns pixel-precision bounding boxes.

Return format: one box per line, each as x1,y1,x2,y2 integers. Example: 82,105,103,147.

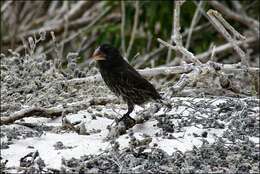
99,59,161,106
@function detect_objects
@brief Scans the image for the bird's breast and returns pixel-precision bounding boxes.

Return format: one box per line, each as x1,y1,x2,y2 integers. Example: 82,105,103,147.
99,69,121,94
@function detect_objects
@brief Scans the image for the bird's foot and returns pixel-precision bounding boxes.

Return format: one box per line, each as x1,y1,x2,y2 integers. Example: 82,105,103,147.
117,115,136,129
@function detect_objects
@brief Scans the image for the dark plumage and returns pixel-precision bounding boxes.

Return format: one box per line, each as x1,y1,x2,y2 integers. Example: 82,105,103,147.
92,44,162,127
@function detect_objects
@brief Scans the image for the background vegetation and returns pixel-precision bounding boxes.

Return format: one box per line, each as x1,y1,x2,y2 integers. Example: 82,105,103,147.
1,0,259,67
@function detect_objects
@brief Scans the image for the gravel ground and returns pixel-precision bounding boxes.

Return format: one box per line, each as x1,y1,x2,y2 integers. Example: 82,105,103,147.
0,53,259,173
1,97,259,173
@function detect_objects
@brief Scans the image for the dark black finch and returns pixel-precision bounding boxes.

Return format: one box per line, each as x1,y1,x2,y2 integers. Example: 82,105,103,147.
92,44,163,128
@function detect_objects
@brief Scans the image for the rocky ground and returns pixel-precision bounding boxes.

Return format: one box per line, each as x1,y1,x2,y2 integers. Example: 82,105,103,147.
0,52,259,173
1,96,259,173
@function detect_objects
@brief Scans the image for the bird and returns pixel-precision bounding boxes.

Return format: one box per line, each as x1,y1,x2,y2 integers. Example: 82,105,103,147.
91,43,169,128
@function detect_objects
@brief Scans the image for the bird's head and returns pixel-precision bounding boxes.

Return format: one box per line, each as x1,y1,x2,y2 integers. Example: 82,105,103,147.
92,44,124,67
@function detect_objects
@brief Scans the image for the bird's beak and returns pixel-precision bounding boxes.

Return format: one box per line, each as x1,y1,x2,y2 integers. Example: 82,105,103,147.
92,47,106,61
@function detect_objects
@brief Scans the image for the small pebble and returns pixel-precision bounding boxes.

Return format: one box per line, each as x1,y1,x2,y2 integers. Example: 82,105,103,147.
201,131,208,138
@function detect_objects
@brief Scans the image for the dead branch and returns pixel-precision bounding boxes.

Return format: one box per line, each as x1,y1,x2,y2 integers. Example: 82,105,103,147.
65,1,95,21
196,36,256,63
1,1,12,13
43,6,112,55
157,36,259,96
208,0,259,34
61,65,194,85
158,38,202,65
168,67,201,95
167,0,185,63
207,10,249,66
61,63,259,86
0,107,62,126
231,1,246,16
133,46,165,68
2,2,105,47
172,0,184,47
126,1,139,58
0,97,116,126
53,6,112,51
166,3,176,63
21,1,94,33
185,0,204,50
133,23,211,68
2,15,93,46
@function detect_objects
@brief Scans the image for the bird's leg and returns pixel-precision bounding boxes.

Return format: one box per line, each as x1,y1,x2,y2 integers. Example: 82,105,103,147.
118,103,134,121
117,103,136,129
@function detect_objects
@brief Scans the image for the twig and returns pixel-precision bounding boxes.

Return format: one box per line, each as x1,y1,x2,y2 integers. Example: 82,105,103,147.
50,31,62,68
231,1,246,16
166,61,243,96
196,36,256,62
156,36,257,96
126,1,139,58
0,106,62,125
65,1,94,21
60,15,69,63
133,23,210,68
2,15,93,46
48,1,59,16
166,3,175,64
169,67,201,95
54,1,69,20
20,2,44,30
210,45,216,61
185,0,204,49
167,0,185,63
1,0,12,13
244,0,258,11
0,97,116,126
158,38,202,65
44,6,112,55
208,0,259,34
121,1,126,56
172,0,184,47
207,9,248,66
183,22,211,37
78,35,97,56
60,65,192,85
133,47,165,68
59,6,111,47
192,0,212,23
61,63,259,85
212,10,246,40
2,3,107,47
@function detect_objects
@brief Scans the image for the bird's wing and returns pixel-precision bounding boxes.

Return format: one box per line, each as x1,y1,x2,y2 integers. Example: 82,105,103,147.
116,63,161,100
